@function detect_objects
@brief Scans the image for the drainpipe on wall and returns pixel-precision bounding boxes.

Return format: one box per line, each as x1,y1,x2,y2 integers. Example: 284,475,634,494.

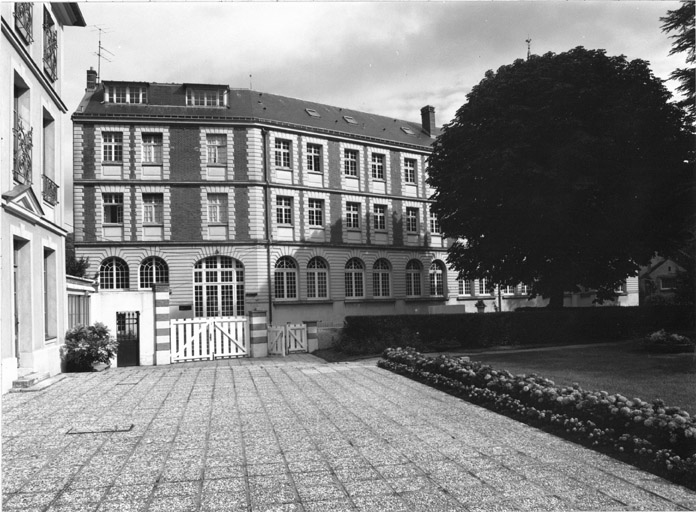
261,128,273,324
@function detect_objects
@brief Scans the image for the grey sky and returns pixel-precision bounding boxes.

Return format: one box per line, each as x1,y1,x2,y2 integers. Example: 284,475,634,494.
63,1,687,128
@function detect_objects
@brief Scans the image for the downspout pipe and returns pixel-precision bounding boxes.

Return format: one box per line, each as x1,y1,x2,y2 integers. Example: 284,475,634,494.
261,128,273,324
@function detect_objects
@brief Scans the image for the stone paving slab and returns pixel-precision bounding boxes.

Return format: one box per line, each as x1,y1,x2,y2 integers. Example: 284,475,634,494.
3,354,696,511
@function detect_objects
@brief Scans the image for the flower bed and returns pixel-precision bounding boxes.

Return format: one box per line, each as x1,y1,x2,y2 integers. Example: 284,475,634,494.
642,329,695,354
379,347,696,490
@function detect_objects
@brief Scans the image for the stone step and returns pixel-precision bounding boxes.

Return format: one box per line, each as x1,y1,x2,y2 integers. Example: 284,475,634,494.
11,371,50,390
10,374,67,393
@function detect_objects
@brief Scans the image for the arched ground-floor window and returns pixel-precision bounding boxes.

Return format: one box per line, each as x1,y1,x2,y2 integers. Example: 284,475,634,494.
194,256,244,317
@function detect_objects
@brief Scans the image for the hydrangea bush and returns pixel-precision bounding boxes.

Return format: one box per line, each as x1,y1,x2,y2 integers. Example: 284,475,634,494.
61,323,118,372
379,347,696,489
643,329,695,353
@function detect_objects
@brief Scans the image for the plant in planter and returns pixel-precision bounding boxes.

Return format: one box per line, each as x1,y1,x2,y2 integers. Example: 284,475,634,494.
61,323,118,372
642,329,695,353
475,300,487,313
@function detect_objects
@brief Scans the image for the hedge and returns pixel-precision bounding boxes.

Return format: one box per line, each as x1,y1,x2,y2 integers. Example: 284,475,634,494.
337,305,694,355
379,347,696,490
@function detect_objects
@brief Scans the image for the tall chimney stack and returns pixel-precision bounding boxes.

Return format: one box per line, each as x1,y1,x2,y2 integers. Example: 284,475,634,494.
86,67,98,92
421,105,436,137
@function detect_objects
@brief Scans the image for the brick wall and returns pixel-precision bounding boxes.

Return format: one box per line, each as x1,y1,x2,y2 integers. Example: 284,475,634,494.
169,126,202,181
170,187,202,241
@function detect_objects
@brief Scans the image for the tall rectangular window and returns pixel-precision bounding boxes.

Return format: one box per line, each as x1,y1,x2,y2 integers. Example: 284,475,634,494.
14,3,33,44
404,158,416,184
458,279,473,296
113,86,127,103
276,196,293,225
344,149,358,176
103,132,123,163
275,139,291,168
142,133,163,164
207,134,227,165
346,202,360,229
373,204,386,231
42,8,57,82
371,153,385,180
43,248,57,340
207,194,227,224
308,198,323,227
307,143,322,173
429,211,441,234
103,193,124,224
406,207,419,232
143,194,163,224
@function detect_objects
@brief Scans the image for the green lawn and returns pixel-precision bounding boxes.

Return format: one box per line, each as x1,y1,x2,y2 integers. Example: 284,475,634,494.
465,341,696,414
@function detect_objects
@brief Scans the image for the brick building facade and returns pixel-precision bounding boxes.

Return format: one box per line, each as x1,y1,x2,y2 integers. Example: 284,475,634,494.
72,76,638,334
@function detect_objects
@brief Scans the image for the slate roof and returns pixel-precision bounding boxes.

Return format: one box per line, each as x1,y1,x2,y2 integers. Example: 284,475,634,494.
73,83,438,150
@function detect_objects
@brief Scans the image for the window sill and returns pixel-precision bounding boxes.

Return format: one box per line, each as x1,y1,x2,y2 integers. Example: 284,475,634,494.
101,162,123,166
345,175,359,179
44,337,57,344
308,226,325,230
143,162,163,167
347,228,361,232
307,171,323,175
346,298,396,304
206,163,227,168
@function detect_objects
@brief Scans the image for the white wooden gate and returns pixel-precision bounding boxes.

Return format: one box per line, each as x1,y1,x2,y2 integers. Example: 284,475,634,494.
170,317,248,362
267,323,308,356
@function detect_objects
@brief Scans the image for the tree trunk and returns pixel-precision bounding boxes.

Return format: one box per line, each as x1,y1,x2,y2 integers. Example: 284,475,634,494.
548,285,565,309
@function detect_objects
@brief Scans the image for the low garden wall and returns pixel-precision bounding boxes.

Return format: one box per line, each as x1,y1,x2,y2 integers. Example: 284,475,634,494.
338,306,694,355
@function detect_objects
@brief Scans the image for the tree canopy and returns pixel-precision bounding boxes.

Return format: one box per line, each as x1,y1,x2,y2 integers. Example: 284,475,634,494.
428,47,693,307
660,0,695,123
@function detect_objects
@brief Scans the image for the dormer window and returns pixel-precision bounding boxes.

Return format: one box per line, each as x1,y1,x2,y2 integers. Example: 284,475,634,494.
343,115,357,124
186,88,227,107
305,108,321,118
105,84,147,104
14,3,33,44
401,126,416,135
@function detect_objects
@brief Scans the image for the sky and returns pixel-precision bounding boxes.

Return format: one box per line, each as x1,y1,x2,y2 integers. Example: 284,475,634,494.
62,1,688,129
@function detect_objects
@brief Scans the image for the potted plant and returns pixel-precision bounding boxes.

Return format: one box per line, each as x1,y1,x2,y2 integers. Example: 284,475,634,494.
61,323,119,372
475,300,487,313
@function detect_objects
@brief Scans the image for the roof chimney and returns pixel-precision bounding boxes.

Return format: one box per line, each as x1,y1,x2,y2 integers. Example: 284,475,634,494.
421,105,436,137
86,67,98,92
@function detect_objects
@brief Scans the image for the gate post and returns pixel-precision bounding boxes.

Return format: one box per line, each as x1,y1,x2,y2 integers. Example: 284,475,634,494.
305,321,318,353
153,284,171,365
249,310,268,358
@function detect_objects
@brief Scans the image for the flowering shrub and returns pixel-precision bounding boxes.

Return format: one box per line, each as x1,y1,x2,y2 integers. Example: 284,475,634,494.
61,323,118,372
379,347,696,489
643,329,695,353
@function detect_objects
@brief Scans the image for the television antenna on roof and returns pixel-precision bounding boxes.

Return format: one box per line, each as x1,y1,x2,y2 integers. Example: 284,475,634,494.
91,25,114,83
526,37,532,60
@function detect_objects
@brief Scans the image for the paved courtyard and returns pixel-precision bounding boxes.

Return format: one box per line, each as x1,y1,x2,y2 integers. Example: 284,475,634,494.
3,354,696,512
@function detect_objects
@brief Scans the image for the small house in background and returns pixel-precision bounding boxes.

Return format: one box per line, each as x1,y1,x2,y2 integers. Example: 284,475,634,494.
640,256,687,305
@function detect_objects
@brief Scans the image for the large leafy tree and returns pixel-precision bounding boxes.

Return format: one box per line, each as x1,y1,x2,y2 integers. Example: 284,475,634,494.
428,47,692,308
661,0,695,123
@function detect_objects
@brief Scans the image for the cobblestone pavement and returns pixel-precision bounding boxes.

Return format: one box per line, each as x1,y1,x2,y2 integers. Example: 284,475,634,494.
3,354,696,511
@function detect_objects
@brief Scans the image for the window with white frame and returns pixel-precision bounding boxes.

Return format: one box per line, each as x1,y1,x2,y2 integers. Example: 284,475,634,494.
404,158,417,184
207,193,227,224
103,193,124,224
503,285,515,295
429,211,441,234
406,207,419,232
307,257,329,299
307,143,322,173
373,259,391,297
346,202,360,229
458,279,473,296
519,283,530,295
99,257,129,290
107,85,147,104
345,258,365,298
276,196,293,225
406,260,422,297
274,257,298,300
142,194,163,225
275,139,291,168
187,88,225,107
102,132,123,163
308,198,324,227
371,153,385,180
429,261,445,297
142,133,163,164
207,134,227,165
373,204,386,231
139,256,169,289
344,149,358,176
193,256,244,317
478,279,494,296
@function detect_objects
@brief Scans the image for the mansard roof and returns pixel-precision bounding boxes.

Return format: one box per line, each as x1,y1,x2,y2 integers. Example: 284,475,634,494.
73,82,438,150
